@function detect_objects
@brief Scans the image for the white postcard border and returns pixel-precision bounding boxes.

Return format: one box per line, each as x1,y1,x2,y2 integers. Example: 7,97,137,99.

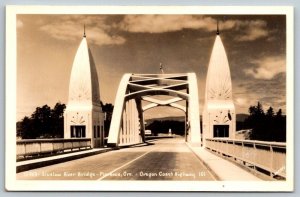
5,5,294,191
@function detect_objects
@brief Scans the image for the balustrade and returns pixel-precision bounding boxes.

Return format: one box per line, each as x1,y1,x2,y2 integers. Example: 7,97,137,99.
205,138,286,178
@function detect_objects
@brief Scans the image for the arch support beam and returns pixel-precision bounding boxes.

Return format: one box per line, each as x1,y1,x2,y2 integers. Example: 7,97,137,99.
108,73,201,147
187,73,201,145
107,74,132,147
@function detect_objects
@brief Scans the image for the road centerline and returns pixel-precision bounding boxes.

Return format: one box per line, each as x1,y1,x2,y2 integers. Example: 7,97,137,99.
97,147,157,181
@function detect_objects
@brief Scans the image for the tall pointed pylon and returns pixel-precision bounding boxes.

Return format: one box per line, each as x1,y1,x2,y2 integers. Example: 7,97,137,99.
205,35,232,101
64,32,105,148
83,24,86,37
202,23,236,146
67,36,100,105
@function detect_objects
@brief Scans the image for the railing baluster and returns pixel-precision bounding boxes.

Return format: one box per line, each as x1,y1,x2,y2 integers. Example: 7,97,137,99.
205,138,286,179
270,144,273,177
16,138,92,160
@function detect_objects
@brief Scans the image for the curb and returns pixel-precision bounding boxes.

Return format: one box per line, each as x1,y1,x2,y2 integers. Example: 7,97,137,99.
17,148,112,173
186,143,221,181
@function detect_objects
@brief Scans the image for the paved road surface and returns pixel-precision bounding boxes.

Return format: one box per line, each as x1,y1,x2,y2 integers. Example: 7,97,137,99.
17,137,216,181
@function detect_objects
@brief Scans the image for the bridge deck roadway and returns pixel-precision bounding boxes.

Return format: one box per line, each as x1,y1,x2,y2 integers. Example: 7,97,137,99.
17,137,216,181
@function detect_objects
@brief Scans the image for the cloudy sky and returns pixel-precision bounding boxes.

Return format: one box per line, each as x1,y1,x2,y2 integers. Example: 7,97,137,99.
16,14,286,120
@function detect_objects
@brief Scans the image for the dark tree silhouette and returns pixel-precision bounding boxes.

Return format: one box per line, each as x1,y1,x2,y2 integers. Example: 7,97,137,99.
266,106,275,117
100,101,114,137
245,102,286,142
274,109,286,142
145,120,185,136
31,105,52,137
51,102,66,138
16,102,66,139
18,116,36,139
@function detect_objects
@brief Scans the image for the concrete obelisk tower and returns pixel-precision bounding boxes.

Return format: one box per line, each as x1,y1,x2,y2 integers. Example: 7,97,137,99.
202,22,236,146
64,27,105,148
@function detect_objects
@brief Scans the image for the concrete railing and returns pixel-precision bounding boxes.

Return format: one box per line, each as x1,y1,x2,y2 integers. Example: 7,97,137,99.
17,138,91,159
205,138,286,178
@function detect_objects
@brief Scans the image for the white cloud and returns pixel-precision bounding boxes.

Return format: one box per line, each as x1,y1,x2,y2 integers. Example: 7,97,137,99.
39,15,270,44
17,19,24,28
118,15,239,33
244,56,286,79
235,97,248,106
235,20,268,41
39,16,125,46
118,16,270,42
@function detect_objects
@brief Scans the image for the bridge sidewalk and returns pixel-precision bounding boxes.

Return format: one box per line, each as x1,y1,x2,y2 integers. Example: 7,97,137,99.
17,148,112,173
188,144,262,181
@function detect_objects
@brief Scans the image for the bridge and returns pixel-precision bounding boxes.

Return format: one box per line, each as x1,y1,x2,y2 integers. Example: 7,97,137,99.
15,27,286,182
16,135,286,180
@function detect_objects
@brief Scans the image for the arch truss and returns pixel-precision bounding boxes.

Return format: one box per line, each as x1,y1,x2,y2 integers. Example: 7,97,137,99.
107,73,201,147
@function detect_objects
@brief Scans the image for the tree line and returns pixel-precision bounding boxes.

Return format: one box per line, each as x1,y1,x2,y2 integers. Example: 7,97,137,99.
17,103,66,139
17,102,114,139
145,120,185,136
145,102,286,142
17,101,286,142
244,102,286,142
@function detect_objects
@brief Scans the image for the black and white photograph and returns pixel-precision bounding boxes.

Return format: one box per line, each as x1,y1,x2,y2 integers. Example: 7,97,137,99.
5,6,294,191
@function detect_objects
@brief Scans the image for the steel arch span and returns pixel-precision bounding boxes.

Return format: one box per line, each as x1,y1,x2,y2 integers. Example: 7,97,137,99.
107,73,201,147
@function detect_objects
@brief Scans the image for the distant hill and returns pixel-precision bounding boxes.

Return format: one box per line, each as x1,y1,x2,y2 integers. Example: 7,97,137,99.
145,113,249,125
145,116,184,125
